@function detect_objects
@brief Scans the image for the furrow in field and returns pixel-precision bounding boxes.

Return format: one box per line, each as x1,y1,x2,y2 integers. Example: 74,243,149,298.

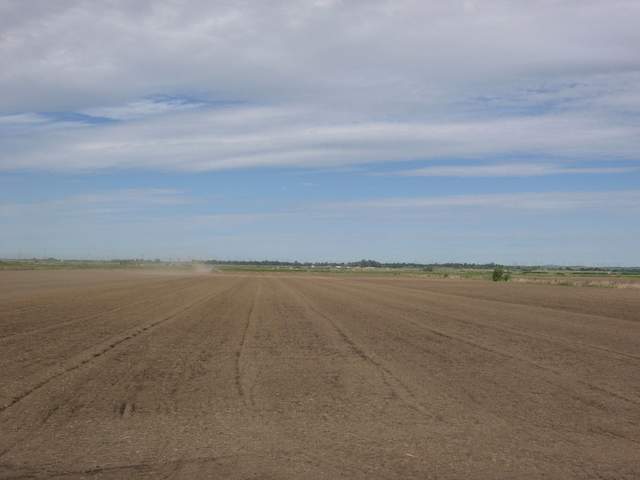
276,278,432,417
0,280,237,414
290,277,640,447
310,277,640,399
350,276,640,323
0,277,250,461
235,280,262,404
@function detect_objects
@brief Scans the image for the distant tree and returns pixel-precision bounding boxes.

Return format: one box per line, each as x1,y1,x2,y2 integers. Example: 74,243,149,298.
350,259,382,268
492,266,505,281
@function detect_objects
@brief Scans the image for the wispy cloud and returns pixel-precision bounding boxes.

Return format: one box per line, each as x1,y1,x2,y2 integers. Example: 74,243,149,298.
0,188,187,218
0,113,46,125
3,188,640,263
0,2,639,173
81,98,206,121
387,164,639,178
2,105,639,172
326,191,640,212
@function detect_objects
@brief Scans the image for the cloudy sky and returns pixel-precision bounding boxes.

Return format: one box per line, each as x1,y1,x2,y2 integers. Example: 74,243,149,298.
1,0,639,264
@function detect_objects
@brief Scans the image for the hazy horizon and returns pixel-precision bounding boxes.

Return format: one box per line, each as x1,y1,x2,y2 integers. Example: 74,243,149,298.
3,256,639,270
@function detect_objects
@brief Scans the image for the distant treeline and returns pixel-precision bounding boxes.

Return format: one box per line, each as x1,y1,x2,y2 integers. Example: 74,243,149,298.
2,258,638,273
0,258,155,265
204,259,640,272
203,259,496,269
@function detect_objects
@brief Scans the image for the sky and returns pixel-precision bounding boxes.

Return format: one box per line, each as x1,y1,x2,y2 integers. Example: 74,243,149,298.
1,0,639,265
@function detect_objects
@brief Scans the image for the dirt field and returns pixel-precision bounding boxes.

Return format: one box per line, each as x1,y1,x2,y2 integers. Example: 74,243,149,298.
1,271,639,479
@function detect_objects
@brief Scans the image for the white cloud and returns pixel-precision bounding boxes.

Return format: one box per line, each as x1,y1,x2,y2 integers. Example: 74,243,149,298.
0,113,47,125
1,1,639,114
388,164,639,177
8,188,638,226
0,1,639,173
0,188,187,218
3,187,639,263
1,104,639,171
325,191,640,212
82,98,205,121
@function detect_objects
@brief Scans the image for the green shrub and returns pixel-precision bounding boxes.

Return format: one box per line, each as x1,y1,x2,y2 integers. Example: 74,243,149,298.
492,267,504,281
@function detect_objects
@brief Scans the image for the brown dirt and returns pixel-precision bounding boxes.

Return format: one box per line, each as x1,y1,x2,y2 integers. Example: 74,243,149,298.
1,271,639,479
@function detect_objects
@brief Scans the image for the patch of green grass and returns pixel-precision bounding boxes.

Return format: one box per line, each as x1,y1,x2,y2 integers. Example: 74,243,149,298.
0,259,195,271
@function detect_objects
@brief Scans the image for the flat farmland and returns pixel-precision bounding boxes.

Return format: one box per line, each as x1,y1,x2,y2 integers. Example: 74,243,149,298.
1,271,639,479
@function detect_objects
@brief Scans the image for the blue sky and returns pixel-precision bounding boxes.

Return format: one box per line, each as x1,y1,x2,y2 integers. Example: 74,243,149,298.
1,1,639,265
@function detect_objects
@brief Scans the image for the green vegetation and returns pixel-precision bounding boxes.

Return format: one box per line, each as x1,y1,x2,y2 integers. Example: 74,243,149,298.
492,267,510,281
0,258,196,271
206,260,639,287
2,257,639,288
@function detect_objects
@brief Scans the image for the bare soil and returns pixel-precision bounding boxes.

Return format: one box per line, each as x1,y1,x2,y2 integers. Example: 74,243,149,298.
1,271,639,479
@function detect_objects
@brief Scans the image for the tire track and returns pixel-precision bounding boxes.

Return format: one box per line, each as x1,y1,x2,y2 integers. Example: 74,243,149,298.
344,279,640,362
234,280,261,406
0,280,198,342
279,278,432,417
154,278,251,415
0,281,240,416
0,277,200,341
356,278,640,324
308,279,640,408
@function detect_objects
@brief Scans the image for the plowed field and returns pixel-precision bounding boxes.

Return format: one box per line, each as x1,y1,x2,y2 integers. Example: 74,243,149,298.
1,271,639,479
